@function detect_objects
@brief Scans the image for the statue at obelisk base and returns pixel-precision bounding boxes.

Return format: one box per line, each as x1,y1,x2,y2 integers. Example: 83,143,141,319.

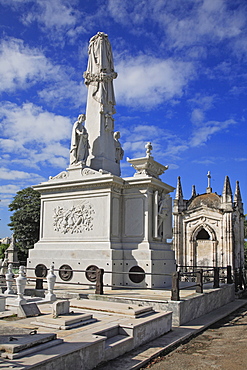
83,32,123,176
114,131,124,164
70,114,89,166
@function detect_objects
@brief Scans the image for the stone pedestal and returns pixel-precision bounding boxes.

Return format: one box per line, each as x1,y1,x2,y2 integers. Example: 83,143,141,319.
0,295,6,312
28,157,176,288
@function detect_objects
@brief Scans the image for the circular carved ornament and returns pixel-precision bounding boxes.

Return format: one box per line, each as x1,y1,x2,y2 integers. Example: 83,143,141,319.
35,264,48,278
59,264,73,281
129,266,145,283
85,265,98,282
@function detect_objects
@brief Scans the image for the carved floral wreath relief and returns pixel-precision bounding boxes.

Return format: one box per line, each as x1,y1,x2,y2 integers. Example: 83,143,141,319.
53,201,95,234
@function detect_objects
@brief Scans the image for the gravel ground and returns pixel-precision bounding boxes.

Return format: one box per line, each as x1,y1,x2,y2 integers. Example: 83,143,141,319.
143,301,247,370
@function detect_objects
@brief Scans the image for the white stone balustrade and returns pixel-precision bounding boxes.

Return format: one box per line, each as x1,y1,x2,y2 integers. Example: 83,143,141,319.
45,265,57,302
4,263,15,295
15,266,27,305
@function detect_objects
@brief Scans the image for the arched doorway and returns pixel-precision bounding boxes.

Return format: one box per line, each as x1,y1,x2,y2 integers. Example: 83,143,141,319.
192,226,217,267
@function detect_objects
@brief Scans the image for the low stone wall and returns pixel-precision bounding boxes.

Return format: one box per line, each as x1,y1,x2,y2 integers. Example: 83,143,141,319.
24,283,236,327
167,284,235,325
91,284,235,326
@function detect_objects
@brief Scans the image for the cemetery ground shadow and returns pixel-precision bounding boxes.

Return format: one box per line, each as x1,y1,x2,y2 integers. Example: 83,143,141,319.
142,293,247,370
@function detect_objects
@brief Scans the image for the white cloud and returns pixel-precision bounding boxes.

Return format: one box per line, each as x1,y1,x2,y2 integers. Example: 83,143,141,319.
0,186,22,209
120,123,186,162
24,0,79,29
190,119,237,147
192,159,216,165
0,38,57,93
235,157,247,162
108,0,247,60
0,37,85,106
164,143,189,158
0,102,72,168
0,102,70,143
108,0,147,27
0,184,22,194
115,55,195,108
163,0,245,49
121,118,238,165
38,80,86,108
189,94,217,124
0,0,89,43
0,182,42,208
0,168,43,182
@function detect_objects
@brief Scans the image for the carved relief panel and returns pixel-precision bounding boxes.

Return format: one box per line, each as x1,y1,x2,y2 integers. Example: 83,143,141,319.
53,201,95,234
42,195,108,239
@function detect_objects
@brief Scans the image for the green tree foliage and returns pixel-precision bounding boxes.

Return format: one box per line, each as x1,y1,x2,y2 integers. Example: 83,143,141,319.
0,243,8,260
8,187,41,259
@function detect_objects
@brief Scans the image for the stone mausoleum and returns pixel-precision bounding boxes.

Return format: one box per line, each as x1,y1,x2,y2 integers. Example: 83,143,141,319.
173,173,245,270
27,32,176,288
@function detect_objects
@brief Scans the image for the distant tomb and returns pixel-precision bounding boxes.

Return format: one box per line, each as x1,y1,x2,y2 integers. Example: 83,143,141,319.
173,174,245,269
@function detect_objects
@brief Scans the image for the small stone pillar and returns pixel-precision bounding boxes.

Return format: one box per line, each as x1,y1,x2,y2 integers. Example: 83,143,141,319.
1,251,8,275
4,263,15,295
15,266,27,305
45,265,56,302
0,296,6,312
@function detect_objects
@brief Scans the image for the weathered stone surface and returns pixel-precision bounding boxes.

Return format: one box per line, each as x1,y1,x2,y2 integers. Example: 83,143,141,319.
17,303,41,318
0,295,6,312
52,300,70,317
33,312,95,330
0,333,57,354
167,284,235,326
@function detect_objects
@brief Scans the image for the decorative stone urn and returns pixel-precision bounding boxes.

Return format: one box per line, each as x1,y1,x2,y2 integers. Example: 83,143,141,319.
15,266,27,305
4,263,15,295
45,265,56,302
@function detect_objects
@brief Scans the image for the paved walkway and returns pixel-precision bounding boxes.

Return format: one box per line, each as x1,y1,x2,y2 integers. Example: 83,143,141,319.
96,299,247,370
143,299,247,370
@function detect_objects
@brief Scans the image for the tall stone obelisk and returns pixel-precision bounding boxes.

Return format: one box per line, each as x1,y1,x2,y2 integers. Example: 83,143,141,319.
28,32,176,289
83,32,122,176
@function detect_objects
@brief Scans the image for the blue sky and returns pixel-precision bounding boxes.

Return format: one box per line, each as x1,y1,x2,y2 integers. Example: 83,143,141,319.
0,0,247,237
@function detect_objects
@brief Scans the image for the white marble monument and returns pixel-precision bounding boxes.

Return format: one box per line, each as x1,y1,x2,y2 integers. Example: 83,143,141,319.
27,32,176,288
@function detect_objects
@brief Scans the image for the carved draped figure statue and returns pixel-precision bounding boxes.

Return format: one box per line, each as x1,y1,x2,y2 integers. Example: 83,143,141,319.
114,131,124,164
70,114,90,165
158,194,169,232
83,32,117,112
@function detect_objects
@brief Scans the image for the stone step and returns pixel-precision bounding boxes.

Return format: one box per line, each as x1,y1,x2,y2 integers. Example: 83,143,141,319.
94,325,133,362
70,298,154,318
32,312,96,330
1,339,63,360
0,332,62,359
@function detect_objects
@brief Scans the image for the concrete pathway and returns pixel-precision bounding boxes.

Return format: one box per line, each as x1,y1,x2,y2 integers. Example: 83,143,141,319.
143,300,247,370
95,299,247,370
